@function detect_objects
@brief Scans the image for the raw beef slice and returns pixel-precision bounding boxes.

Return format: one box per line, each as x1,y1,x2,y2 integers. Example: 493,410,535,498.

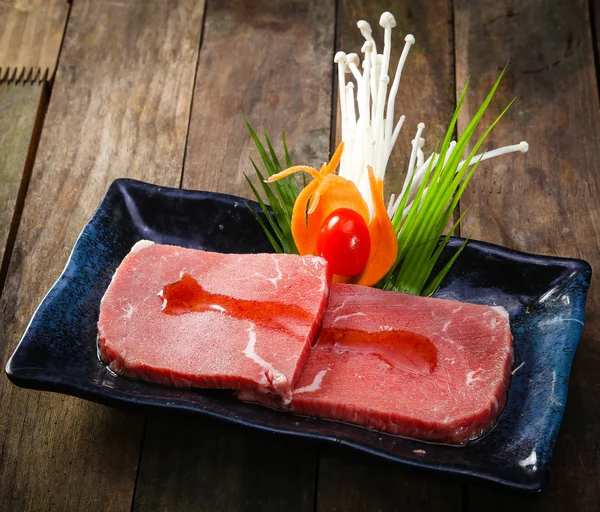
241,283,513,444
98,240,331,398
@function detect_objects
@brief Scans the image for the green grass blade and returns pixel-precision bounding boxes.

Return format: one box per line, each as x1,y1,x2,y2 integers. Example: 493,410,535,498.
244,173,284,236
245,118,300,254
249,166,297,254
265,130,298,201
281,131,300,196
384,66,515,296
282,131,292,168
418,207,470,292
264,130,284,172
245,203,283,253
422,238,468,296
245,119,293,215
421,208,472,296
250,159,291,227
244,176,285,252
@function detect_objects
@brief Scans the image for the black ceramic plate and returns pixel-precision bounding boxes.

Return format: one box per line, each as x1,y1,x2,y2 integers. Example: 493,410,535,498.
6,179,591,492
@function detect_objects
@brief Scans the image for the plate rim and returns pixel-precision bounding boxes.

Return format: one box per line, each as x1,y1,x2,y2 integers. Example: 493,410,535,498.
5,177,592,493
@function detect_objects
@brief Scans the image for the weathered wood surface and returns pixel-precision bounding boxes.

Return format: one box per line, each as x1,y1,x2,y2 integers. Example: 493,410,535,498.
134,416,318,512
2,0,600,510
595,0,600,59
0,0,69,82
182,0,334,197
455,0,600,510
316,1,463,510
0,0,204,510
0,83,45,292
0,0,67,288
132,1,334,510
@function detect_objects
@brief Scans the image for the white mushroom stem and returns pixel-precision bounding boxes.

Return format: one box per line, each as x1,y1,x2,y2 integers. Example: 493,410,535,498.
400,123,426,196
335,11,420,215
373,54,383,121
389,130,430,217
357,20,379,120
443,140,457,167
361,41,374,168
357,20,377,54
335,52,348,124
332,10,530,230
389,140,530,220
416,137,425,169
387,193,396,217
335,51,349,176
346,83,357,135
342,83,357,180
346,53,362,83
384,34,415,163
458,141,529,169
407,152,438,202
382,114,406,174
372,13,396,178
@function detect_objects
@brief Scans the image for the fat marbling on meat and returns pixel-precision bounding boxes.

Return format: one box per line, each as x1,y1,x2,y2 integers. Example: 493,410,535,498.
98,240,332,399
241,283,513,444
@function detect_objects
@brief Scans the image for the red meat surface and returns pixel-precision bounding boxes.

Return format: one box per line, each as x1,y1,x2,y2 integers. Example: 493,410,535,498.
98,240,331,399
241,283,513,444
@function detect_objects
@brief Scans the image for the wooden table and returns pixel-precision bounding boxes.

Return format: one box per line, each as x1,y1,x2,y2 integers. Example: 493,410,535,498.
1,0,598,510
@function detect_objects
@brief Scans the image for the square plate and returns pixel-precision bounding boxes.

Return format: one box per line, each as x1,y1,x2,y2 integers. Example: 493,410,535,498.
6,178,591,492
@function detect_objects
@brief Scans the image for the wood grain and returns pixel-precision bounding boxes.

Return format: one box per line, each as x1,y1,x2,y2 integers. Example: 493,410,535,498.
318,447,465,512
0,82,45,292
132,1,334,510
594,0,600,68
0,0,69,82
316,1,462,510
182,0,334,197
454,0,600,510
134,416,317,512
0,0,204,510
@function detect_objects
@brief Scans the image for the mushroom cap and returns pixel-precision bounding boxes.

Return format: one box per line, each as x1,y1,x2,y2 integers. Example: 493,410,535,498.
356,20,372,34
334,51,347,64
361,41,374,53
346,53,360,66
379,12,397,29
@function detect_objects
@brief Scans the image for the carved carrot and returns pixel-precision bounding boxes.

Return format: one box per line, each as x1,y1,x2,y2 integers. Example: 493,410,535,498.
267,144,397,286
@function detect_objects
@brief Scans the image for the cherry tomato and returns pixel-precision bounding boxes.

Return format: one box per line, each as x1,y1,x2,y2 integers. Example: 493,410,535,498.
316,208,371,276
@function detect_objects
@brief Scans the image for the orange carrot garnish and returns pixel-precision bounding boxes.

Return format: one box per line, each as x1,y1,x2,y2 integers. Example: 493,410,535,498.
267,146,397,286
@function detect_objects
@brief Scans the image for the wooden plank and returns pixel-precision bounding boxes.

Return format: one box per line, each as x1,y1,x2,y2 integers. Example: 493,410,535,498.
132,1,334,510
454,0,600,509
0,82,45,291
182,0,334,197
316,1,463,510
594,0,600,66
0,1,204,510
134,416,318,512
0,0,69,81
318,447,464,512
